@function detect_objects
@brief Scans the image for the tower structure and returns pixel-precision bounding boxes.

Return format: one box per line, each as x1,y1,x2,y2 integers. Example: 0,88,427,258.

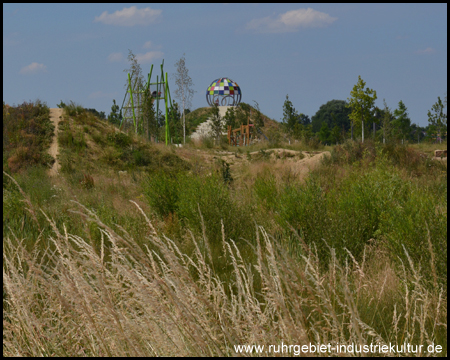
120,60,173,145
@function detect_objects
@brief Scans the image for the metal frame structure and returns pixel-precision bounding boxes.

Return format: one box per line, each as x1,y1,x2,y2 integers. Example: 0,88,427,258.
120,60,173,145
206,77,242,107
228,124,254,146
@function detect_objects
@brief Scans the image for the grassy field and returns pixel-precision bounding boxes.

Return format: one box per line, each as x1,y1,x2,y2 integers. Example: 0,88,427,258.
3,101,447,356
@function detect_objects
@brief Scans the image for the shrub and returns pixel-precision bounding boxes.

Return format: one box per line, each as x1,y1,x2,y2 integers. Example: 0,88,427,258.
143,170,180,218
3,101,53,173
378,183,447,288
58,125,86,153
63,101,84,117
107,132,132,148
254,156,447,283
144,171,252,256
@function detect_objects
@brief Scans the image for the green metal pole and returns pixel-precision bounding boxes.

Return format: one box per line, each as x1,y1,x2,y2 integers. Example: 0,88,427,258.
146,64,153,92
165,72,170,145
128,73,137,132
144,65,153,141
156,75,159,138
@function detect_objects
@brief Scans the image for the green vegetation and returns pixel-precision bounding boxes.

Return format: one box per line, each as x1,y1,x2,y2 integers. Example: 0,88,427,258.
3,100,54,173
3,100,447,356
347,75,378,142
311,99,351,134
428,96,447,143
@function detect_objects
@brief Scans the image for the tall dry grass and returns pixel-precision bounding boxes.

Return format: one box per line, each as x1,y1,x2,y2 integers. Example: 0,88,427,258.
3,195,446,356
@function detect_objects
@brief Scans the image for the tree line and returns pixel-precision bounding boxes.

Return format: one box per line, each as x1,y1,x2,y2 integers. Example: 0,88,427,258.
282,75,447,145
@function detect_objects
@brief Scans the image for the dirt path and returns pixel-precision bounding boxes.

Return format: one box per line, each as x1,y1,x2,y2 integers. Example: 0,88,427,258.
48,108,63,176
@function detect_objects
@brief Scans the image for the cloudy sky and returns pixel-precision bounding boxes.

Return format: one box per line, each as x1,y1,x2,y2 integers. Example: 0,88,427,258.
3,3,447,126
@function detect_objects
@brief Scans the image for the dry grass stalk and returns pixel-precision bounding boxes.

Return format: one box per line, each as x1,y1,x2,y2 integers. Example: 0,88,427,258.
3,200,447,356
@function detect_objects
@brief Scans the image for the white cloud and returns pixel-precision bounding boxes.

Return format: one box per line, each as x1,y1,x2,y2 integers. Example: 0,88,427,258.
143,41,153,49
416,47,436,54
94,6,162,26
108,52,123,62
135,51,164,64
89,91,117,99
246,8,337,33
19,62,47,74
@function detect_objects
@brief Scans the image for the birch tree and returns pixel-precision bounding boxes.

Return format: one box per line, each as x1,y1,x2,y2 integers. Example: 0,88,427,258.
347,76,377,143
123,50,145,131
427,96,447,144
174,54,195,144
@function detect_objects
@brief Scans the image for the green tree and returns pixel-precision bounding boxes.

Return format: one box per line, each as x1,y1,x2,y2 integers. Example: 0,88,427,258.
347,76,377,142
141,89,157,141
236,102,251,126
252,100,265,133
311,100,351,133
210,104,223,145
108,99,122,127
392,100,411,144
409,123,426,144
303,124,313,142
174,54,195,144
168,101,182,144
371,106,382,141
292,122,304,140
329,124,341,144
318,122,330,144
299,113,311,126
379,99,393,144
282,95,298,136
223,107,237,130
427,96,447,144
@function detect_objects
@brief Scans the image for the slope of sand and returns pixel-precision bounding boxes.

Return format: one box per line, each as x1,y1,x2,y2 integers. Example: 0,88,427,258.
48,108,63,176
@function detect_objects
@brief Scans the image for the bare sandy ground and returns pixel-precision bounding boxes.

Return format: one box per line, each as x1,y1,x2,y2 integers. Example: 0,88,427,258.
178,147,330,181
48,108,63,177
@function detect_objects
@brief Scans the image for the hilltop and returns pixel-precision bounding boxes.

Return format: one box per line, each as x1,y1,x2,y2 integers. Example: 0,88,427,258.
185,104,280,139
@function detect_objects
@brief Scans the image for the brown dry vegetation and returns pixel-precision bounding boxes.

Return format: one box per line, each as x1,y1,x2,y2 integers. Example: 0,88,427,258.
3,103,447,356
3,192,446,356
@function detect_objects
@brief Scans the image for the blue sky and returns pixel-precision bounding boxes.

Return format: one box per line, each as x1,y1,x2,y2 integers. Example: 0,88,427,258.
3,3,447,127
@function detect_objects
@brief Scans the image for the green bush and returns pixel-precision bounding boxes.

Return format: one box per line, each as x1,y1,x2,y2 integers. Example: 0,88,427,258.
378,182,447,288
3,100,53,173
254,173,278,210
91,131,104,145
254,157,447,288
144,171,253,256
176,173,235,242
143,171,179,218
107,132,132,148
63,101,84,117
328,140,446,176
58,124,86,153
